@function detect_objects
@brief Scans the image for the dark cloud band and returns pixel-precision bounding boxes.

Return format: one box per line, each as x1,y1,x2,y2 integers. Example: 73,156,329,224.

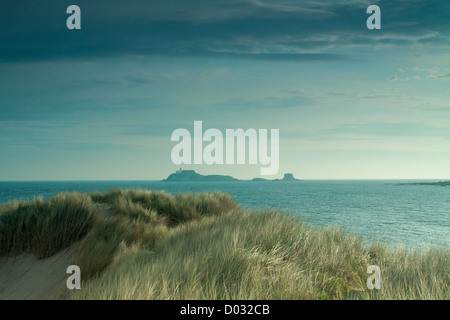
0,0,448,62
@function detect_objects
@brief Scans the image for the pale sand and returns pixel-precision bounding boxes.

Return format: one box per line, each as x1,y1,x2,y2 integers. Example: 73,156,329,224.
0,245,77,300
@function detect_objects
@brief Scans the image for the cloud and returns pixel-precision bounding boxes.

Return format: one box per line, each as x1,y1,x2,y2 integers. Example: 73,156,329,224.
429,73,450,80
320,122,448,138
0,0,449,62
392,65,450,81
394,75,422,81
212,93,315,110
72,0,337,23
123,73,155,84
69,78,120,89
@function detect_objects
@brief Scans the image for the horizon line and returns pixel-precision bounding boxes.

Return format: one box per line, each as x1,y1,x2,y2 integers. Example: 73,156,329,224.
1,178,449,182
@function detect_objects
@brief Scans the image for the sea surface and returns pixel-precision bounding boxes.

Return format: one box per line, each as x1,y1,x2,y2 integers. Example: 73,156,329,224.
0,180,448,250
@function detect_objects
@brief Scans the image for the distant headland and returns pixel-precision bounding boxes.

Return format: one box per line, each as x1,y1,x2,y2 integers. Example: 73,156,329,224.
163,169,301,182
392,181,450,187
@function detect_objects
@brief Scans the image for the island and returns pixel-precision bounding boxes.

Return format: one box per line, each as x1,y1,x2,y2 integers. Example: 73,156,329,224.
163,170,301,182
252,173,301,182
164,169,238,182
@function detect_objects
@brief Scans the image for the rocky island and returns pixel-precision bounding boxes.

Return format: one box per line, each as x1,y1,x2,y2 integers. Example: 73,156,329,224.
164,170,301,182
252,173,301,182
164,169,238,182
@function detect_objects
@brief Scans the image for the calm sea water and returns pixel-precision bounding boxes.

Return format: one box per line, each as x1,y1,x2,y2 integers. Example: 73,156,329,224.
0,180,448,250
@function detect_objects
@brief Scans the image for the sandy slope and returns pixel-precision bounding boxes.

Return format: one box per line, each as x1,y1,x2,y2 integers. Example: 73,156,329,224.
0,246,77,300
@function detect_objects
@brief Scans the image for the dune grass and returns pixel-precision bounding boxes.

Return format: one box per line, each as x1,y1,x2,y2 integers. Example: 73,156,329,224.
0,193,95,259
0,188,448,300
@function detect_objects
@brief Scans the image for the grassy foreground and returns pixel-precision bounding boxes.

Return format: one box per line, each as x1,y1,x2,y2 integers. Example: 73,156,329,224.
0,189,448,300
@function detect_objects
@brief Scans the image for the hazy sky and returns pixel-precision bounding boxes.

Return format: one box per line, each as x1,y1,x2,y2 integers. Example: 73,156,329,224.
1,0,449,180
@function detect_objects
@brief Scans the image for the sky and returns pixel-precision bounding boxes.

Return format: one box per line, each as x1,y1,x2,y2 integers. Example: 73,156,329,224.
0,0,449,180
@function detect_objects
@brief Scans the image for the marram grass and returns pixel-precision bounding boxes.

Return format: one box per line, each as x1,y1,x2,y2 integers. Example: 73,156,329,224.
0,189,448,300
0,193,95,259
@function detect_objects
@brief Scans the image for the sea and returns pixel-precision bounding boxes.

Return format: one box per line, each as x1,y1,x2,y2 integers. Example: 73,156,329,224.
0,180,448,251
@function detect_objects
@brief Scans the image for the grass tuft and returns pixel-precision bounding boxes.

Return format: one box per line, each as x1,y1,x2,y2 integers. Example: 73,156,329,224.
0,193,95,258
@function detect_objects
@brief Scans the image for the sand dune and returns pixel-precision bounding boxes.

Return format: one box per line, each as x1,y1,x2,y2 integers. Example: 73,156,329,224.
0,246,77,300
